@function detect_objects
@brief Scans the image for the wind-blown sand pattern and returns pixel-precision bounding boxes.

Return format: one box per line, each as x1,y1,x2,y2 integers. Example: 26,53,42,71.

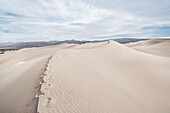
0,44,76,113
38,40,170,113
126,38,170,57
0,39,170,113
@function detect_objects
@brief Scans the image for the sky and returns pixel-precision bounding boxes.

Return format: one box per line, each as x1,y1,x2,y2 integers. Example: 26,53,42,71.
0,0,170,42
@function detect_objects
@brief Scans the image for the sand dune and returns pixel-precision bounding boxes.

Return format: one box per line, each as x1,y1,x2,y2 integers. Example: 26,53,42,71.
0,43,77,70
125,38,170,57
0,44,76,113
38,40,170,113
0,39,170,113
0,56,49,113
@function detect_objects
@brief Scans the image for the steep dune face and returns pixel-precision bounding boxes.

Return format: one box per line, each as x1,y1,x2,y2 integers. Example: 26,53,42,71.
0,44,77,113
0,57,49,113
38,41,170,113
125,38,170,57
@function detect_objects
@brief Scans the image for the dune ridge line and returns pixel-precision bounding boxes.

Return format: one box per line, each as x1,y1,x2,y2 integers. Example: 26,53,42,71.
36,56,53,113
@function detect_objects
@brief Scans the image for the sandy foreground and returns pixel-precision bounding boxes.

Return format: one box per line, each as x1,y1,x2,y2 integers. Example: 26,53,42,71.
0,39,170,113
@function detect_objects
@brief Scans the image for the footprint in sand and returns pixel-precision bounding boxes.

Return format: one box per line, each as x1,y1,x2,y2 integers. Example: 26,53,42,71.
35,91,45,97
46,97,52,107
42,79,46,83
34,85,39,89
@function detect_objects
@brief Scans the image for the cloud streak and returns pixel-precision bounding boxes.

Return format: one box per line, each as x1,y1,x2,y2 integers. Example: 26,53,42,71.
0,0,170,42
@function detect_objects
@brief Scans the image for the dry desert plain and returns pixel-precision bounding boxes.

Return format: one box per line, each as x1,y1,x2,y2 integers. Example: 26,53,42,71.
0,38,170,113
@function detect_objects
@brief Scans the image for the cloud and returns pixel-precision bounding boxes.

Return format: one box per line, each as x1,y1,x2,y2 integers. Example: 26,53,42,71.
0,0,170,42
143,25,170,30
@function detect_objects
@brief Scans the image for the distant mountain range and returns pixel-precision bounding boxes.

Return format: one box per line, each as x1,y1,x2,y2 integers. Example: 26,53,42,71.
0,38,148,49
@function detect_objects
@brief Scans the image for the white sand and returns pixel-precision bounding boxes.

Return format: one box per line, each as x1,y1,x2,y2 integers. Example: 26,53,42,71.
0,44,76,113
125,38,170,57
0,57,49,113
0,43,77,70
38,40,170,113
0,39,170,113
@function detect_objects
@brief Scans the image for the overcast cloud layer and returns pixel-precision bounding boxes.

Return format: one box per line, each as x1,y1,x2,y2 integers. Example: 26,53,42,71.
0,0,170,42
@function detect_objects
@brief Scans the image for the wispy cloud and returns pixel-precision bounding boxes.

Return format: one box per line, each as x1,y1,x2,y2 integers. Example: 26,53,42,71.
0,0,170,42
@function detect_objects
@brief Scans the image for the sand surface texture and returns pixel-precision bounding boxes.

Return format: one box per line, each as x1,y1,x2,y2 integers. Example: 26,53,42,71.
126,38,170,57
38,40,170,113
0,44,76,113
0,39,170,113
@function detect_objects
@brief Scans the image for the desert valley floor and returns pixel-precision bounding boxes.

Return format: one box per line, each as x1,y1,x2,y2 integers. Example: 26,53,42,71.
0,39,170,113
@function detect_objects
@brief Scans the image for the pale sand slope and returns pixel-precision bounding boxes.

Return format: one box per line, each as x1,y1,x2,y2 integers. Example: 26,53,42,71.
125,38,170,57
0,43,77,113
0,56,49,113
38,41,170,113
0,43,77,70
